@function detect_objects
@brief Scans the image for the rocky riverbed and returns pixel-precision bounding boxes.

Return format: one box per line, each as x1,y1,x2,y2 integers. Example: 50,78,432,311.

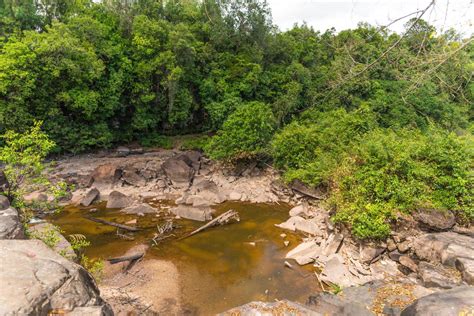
1,147,473,315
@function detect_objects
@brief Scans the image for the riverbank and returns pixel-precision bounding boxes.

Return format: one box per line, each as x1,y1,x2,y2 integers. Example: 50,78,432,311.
1,146,473,315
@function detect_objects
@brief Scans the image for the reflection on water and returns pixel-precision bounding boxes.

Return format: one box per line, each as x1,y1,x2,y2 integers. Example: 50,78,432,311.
49,201,319,314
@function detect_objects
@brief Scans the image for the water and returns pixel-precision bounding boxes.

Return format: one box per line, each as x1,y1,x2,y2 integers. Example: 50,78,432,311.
48,201,320,314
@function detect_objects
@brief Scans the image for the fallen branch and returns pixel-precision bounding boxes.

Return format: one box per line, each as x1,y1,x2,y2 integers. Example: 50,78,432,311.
84,216,141,232
107,253,144,264
179,210,240,240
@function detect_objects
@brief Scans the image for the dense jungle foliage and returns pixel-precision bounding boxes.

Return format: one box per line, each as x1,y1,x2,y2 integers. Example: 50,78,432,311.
1,0,472,238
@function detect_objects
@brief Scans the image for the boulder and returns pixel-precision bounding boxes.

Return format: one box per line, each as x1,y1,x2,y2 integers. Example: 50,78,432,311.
359,244,385,264
192,179,218,193
106,191,133,209
0,239,112,315
320,254,359,288
228,191,242,201
399,255,418,273
413,232,474,284
0,207,24,239
276,216,321,236
321,233,344,256
397,240,412,253
170,205,212,222
80,188,100,207
122,169,146,187
415,208,455,231
23,191,48,203
91,164,122,188
307,280,433,316
29,223,76,260
290,180,324,199
289,203,311,217
161,156,194,187
418,261,461,289
286,240,321,265
401,286,474,316
0,194,10,210
122,203,157,215
220,300,319,316
182,151,202,171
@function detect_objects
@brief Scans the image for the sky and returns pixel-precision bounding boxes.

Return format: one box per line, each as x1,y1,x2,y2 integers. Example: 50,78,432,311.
267,0,473,36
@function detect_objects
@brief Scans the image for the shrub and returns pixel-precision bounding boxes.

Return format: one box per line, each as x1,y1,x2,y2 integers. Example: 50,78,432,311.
206,101,276,161
179,135,210,151
139,133,173,149
330,127,473,239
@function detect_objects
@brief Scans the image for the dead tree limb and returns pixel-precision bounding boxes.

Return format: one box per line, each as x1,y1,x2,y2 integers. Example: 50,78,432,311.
179,210,240,240
84,216,141,232
107,253,144,264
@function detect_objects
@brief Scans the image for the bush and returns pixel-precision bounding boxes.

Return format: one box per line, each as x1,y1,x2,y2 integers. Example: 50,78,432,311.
205,101,276,161
330,128,473,239
179,135,210,151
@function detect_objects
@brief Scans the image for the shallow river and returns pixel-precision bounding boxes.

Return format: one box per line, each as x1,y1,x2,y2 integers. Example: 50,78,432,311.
49,201,319,314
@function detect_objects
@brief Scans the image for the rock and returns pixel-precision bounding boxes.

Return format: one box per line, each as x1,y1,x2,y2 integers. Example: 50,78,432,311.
106,191,133,209
156,179,167,189
80,188,100,207
122,203,157,215
0,195,10,210
125,219,137,225
418,261,461,289
320,254,357,288
321,233,344,256
122,169,146,187
387,239,397,252
284,241,290,247
290,179,324,199
453,225,474,238
276,216,321,236
455,257,474,285
161,156,195,187
23,191,48,203
29,223,76,260
389,250,403,262
220,300,319,316
413,232,474,284
192,179,218,193
0,207,24,239
170,205,212,221
91,163,122,187
286,240,321,265
307,280,433,316
360,244,385,264
415,208,456,231
289,204,307,217
0,239,112,315
228,191,242,201
399,255,418,273
130,146,144,155
116,146,130,157
182,151,202,171
397,240,412,253
0,170,9,193
401,286,474,316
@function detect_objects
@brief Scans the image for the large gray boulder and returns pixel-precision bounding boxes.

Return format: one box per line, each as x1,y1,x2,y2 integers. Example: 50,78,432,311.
401,286,474,316
413,232,474,284
0,239,112,315
415,208,456,231
161,156,195,187
0,207,24,239
0,170,9,193
80,188,100,207
0,194,10,210
170,205,212,221
106,191,133,209
91,163,122,188
220,300,321,316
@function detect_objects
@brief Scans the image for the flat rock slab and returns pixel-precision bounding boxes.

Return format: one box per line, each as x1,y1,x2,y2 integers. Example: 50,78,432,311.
286,240,321,265
0,207,24,239
220,300,322,316
122,203,157,215
0,239,112,315
418,261,461,289
413,232,474,284
415,208,455,231
401,286,474,316
29,223,76,260
276,216,321,236
170,205,212,222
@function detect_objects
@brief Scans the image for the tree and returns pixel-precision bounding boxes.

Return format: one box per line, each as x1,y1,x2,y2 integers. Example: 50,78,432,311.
206,101,276,161
0,121,67,219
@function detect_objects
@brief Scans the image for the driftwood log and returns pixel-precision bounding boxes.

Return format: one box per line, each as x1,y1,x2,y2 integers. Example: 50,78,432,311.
179,209,240,240
107,253,144,264
84,216,141,232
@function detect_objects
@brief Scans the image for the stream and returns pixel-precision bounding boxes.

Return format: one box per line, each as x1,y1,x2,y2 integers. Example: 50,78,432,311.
48,201,319,314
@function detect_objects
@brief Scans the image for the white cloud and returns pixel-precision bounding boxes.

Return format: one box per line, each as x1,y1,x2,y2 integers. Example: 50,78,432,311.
267,0,473,35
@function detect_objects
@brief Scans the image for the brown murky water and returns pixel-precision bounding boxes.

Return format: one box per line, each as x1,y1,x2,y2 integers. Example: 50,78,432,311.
48,201,319,314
